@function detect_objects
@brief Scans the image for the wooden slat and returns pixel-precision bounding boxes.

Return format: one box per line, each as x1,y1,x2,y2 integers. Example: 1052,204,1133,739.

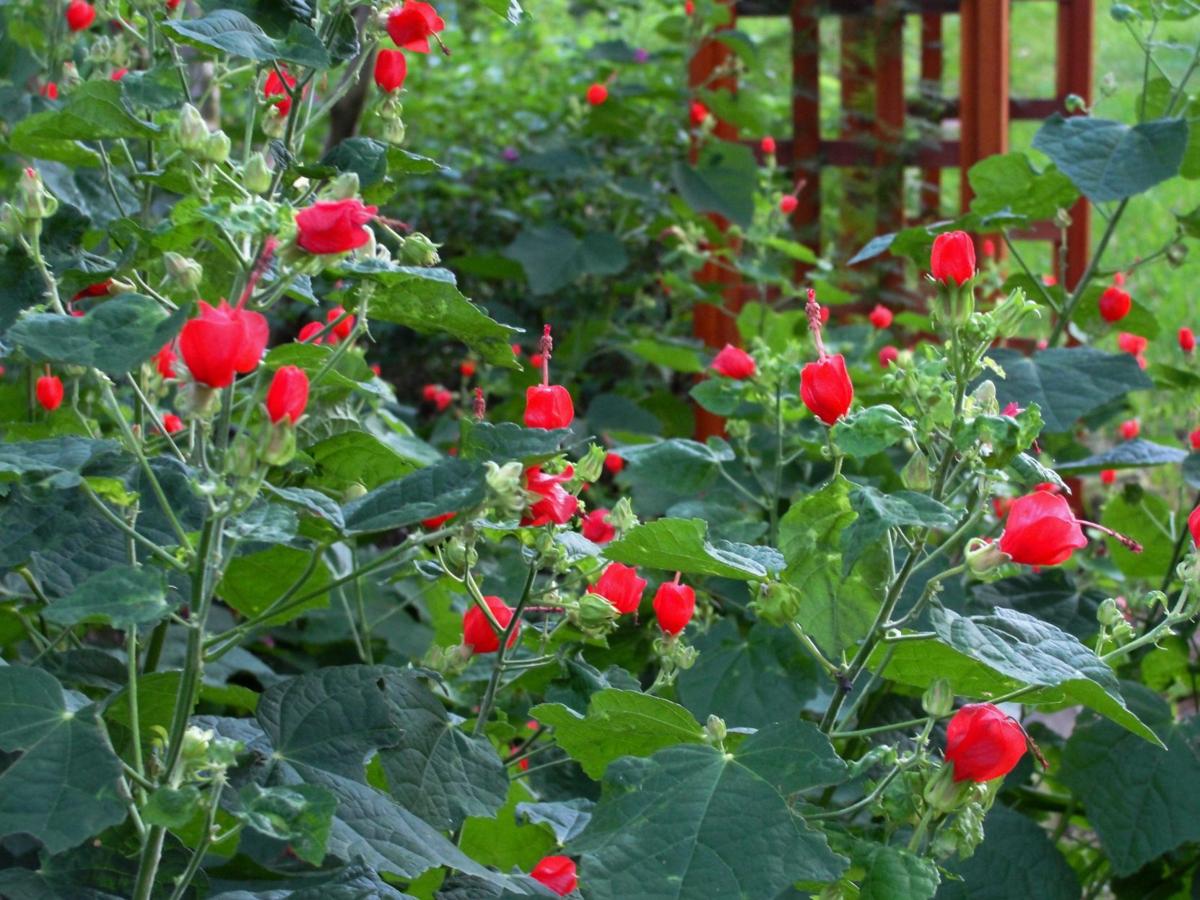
1056,0,1094,289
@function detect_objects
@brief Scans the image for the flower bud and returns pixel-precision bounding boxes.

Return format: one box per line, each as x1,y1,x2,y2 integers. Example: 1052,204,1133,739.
484,460,526,516
991,287,1041,337
259,421,296,467
397,232,441,267
902,449,932,491
200,129,231,163
608,496,638,532
16,167,58,220
326,172,361,200
570,591,620,634
965,537,1009,575
573,443,607,485
163,252,203,291
922,678,955,718
443,537,478,572
175,103,209,153
751,580,802,627
923,761,972,813
244,152,272,194
704,715,727,745
382,114,407,144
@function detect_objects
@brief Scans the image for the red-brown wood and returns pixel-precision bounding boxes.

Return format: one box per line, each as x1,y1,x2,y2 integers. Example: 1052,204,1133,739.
1056,0,1094,289
918,13,944,219
959,0,1010,244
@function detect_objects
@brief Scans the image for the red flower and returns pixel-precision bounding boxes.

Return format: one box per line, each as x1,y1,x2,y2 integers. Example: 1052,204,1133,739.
295,199,377,255
421,512,455,529
586,83,608,106
603,452,624,475
524,466,578,526
1098,285,1131,323
326,306,355,341
374,49,408,93
992,497,1013,520
111,68,129,81
581,508,615,544
264,67,297,116
36,375,63,411
462,595,519,654
387,0,445,53
944,703,1027,783
710,343,756,379
800,353,853,425
178,300,268,388
1119,418,1140,441
685,0,695,13
654,580,695,635
1189,505,1200,546
1100,469,1116,485
530,856,577,897
868,304,893,329
510,343,523,357
154,344,178,379
524,384,574,429
1117,332,1148,356
878,345,899,368
1191,427,1200,451
982,238,995,258
166,0,181,9
72,279,113,302
266,365,309,424
1180,326,1195,353
65,0,96,31
930,231,976,286
997,492,1087,566
760,136,776,154
39,82,58,100
529,353,545,368
460,360,476,378
162,413,184,434
779,194,798,215
588,562,646,615
298,321,325,344
689,101,709,127
433,388,453,411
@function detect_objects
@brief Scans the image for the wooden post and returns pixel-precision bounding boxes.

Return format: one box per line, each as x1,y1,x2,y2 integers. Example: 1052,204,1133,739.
1056,0,1094,289
959,0,1010,236
791,0,822,257
874,0,906,297
918,13,943,220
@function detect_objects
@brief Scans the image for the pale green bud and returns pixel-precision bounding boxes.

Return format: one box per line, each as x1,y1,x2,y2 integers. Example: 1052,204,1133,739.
163,252,203,291
244,152,272,194
326,172,360,200
397,232,440,267
200,130,231,164
922,678,955,718
175,104,209,153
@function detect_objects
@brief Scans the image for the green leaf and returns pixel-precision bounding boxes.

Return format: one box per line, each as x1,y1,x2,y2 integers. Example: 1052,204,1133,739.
0,436,123,488
338,260,518,367
458,780,558,871
320,137,390,187
307,431,422,491
515,799,593,843
983,347,1153,433
458,420,571,464
503,224,628,295
237,783,337,866
967,152,1078,223
342,457,486,535
8,294,186,376
831,405,914,458
479,0,524,24
531,689,704,778
1060,683,1200,876
617,438,733,508
677,620,826,728
690,377,755,417
10,81,158,165
1032,114,1188,202
142,785,202,829
843,485,956,574
43,564,169,629
1057,438,1187,473
571,722,846,899
0,249,45,331
163,10,330,67
939,805,1080,899
629,337,704,373
779,477,888,658
602,517,769,580
1072,284,1160,338
860,844,940,900
1100,485,1175,578
876,606,1157,744
968,570,1102,640
219,545,331,624
671,141,758,228
0,666,126,852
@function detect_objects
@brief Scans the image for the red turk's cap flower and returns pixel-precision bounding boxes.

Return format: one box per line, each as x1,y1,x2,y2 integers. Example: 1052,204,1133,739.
779,194,798,215
510,343,523,357
374,49,408,93
1191,427,1200,451
586,83,608,106
581,508,615,544
295,199,377,255
266,365,309,424
36,375,63,411
1117,332,1148,356
710,343,756,380
387,0,445,53
1189,505,1200,546
1098,285,1131,323
930,231,976,286
523,465,578,526
154,344,178,379
760,136,776,155
433,389,453,411
326,306,355,341
654,580,695,635
588,562,646,615
460,360,476,378
530,856,578,897
65,0,96,31
161,413,184,434
1100,468,1116,485
166,0,181,8
529,352,544,368
868,304,893,329
1119,419,1140,441
801,354,853,425
604,452,624,475
111,68,128,81
1180,327,1195,353
421,511,455,529
462,595,519,654
39,82,58,99
178,300,268,388
264,67,297,115
878,345,899,368
72,279,113,302
525,385,574,429
689,100,709,127
685,0,694,13
944,703,1027,783
997,492,1088,567
982,238,996,258
298,321,324,344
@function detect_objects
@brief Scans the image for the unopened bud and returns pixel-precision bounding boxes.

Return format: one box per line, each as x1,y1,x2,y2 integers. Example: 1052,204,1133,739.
484,460,525,517
163,252,203,291
244,152,272,194
902,449,932,491
573,443,607,485
15,167,57,220
397,232,440,267
704,714,727,744
924,761,972,813
965,537,1009,575
922,678,954,718
751,580,802,627
570,592,620,633
608,496,638,532
382,114,406,145
261,421,297,467
175,104,209,153
200,130,231,164
326,172,360,200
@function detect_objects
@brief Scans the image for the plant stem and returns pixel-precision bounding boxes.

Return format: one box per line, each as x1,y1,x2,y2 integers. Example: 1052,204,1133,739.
788,622,840,679
1047,199,1129,345
126,628,146,801
473,562,538,737
166,778,224,900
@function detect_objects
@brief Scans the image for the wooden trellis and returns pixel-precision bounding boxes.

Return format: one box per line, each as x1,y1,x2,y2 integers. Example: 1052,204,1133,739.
691,0,1095,437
